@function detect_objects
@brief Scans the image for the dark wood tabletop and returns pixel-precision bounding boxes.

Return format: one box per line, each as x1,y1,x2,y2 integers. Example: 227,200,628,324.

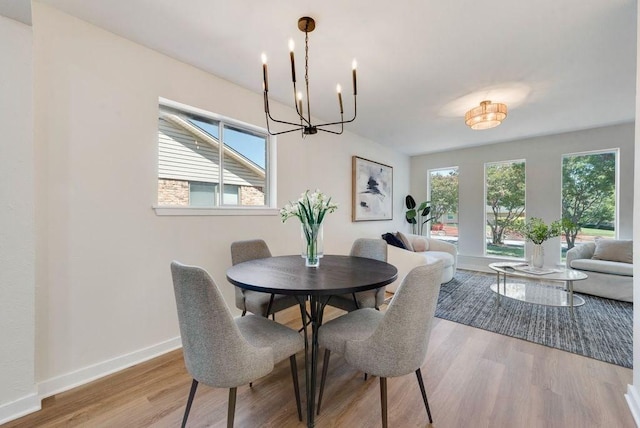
226,254,398,296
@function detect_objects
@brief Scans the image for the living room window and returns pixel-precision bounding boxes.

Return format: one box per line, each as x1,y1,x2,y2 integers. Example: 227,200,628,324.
485,160,526,258
156,99,275,214
561,150,617,258
427,167,459,246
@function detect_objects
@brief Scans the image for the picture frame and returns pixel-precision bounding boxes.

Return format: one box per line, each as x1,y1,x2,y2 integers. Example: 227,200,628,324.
352,156,393,221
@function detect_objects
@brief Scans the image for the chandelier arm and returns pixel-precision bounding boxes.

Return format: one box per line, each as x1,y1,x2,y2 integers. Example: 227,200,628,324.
316,126,344,135
314,96,357,128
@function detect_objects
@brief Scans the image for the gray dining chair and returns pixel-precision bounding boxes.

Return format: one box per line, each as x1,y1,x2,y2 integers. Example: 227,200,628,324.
317,261,444,427
170,261,304,427
230,239,299,319
326,238,388,311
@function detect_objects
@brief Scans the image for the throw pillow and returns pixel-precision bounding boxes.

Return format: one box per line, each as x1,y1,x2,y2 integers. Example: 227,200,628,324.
396,231,414,251
412,237,429,252
592,238,633,264
381,232,406,250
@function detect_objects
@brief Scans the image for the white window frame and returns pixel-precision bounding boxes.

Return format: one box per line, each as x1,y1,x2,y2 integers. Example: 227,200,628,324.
154,98,278,216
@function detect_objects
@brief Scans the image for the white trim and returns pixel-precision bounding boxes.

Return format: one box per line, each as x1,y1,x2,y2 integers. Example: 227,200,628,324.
38,337,182,399
154,206,280,216
0,393,40,425
625,384,640,426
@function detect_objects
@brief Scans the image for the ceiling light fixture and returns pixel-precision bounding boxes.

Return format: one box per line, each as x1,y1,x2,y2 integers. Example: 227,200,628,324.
464,100,508,130
261,16,357,136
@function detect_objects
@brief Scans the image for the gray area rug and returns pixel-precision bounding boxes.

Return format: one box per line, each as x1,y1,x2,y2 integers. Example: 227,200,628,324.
435,269,633,368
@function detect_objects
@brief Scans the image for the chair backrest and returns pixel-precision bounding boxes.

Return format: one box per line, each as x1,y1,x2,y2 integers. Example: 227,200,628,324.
350,238,387,262
231,239,272,265
170,261,272,387
344,261,443,378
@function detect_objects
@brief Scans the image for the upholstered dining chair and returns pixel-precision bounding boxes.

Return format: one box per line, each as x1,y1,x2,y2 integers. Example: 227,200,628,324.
230,239,299,319
325,238,388,312
170,261,304,427
317,261,444,427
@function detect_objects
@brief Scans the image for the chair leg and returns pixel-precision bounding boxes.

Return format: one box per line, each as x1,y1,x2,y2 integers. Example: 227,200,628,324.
380,377,388,428
290,355,302,421
241,310,247,316
317,349,331,415
415,368,433,423
181,379,198,428
227,387,237,428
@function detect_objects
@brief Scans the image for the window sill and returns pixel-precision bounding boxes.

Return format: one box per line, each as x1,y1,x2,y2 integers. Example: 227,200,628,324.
153,206,280,216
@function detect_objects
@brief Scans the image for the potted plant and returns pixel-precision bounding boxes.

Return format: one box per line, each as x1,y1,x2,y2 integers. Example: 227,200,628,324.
405,195,434,235
518,217,562,267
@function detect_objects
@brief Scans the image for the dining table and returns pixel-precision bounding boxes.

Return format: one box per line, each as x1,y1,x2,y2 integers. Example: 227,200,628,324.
226,254,398,428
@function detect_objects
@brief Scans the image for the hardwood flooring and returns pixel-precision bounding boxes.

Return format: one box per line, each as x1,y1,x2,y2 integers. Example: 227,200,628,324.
3,305,635,427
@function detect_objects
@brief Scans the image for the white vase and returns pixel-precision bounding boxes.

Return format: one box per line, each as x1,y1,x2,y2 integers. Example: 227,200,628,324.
531,244,544,268
301,223,323,267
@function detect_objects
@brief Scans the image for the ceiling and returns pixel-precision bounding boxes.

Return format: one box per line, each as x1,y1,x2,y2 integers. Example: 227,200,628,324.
11,1,640,155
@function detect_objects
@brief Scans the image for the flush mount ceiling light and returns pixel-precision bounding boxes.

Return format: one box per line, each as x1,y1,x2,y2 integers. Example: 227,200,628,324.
261,16,357,136
464,100,508,130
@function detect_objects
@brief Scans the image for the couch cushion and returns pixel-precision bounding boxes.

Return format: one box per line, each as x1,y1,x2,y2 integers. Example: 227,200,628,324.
411,237,429,252
420,251,454,269
570,258,633,277
592,239,633,264
395,231,414,252
381,232,406,249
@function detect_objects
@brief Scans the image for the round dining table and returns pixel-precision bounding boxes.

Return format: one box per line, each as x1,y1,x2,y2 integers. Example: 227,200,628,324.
226,254,398,428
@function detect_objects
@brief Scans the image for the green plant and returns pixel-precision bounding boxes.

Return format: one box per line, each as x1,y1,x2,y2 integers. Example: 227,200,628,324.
518,217,563,244
405,195,434,235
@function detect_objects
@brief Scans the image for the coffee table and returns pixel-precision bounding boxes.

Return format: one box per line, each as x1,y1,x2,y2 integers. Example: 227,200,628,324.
488,262,588,315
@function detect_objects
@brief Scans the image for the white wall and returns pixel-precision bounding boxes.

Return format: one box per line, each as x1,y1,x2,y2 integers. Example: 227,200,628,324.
410,124,635,270
24,1,409,406
0,15,39,423
626,1,640,423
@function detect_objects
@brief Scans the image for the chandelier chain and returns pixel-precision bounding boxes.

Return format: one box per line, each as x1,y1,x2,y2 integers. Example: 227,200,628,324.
304,29,311,123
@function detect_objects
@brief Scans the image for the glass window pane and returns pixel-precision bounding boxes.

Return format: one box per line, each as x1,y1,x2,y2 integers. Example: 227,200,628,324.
561,151,617,259
190,182,217,207
485,160,526,258
428,168,459,247
222,126,267,206
223,184,239,205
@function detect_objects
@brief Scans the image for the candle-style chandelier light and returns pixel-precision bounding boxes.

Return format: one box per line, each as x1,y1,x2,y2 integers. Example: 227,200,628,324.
261,16,357,136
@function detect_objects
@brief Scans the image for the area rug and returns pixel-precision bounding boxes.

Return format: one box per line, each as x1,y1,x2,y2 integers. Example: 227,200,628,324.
435,269,633,368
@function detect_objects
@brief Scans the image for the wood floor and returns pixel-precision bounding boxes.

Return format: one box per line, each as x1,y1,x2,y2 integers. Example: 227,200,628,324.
3,305,635,428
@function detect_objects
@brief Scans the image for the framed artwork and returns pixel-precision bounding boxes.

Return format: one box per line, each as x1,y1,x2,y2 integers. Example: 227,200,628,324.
352,156,393,221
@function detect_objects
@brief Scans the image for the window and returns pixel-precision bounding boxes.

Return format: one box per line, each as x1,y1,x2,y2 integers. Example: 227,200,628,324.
561,150,617,258
427,167,459,245
157,100,273,211
485,160,526,258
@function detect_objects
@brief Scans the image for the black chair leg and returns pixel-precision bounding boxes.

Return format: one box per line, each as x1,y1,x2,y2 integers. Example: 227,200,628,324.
227,387,237,428
290,355,302,421
380,377,388,428
415,368,433,423
181,379,198,428
317,349,331,415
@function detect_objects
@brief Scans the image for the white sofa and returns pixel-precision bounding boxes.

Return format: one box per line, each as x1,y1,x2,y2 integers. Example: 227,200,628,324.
386,234,457,293
565,240,633,302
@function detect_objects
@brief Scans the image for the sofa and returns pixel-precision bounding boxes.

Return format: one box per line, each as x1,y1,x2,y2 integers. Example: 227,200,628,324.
565,239,633,302
385,232,457,292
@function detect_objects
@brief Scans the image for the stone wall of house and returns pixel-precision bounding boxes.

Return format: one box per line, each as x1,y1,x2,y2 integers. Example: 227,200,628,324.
158,179,189,205
240,186,265,206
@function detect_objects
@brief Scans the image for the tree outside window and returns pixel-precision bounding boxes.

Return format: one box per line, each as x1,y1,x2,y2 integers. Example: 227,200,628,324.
428,168,459,244
485,160,526,258
561,151,617,254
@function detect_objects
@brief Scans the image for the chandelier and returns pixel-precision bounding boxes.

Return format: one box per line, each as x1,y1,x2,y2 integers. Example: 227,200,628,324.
465,100,508,130
261,17,357,136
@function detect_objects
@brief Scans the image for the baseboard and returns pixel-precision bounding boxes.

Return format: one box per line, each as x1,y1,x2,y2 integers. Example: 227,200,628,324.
38,336,182,399
625,384,640,426
0,392,40,425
